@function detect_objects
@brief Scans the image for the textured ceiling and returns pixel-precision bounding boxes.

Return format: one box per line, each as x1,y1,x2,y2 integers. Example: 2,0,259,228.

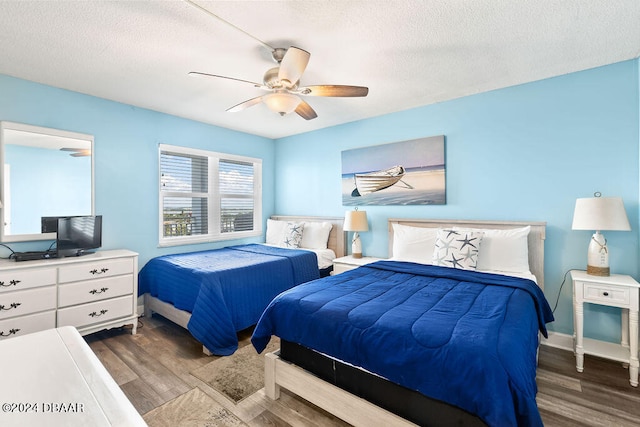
1,1,639,139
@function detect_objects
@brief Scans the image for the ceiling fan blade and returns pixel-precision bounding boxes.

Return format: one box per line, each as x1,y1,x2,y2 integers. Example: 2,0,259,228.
226,95,264,113
299,85,369,97
278,47,310,85
295,100,317,120
189,71,265,89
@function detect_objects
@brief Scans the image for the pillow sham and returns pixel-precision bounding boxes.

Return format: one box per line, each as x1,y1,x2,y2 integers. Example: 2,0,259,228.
266,219,287,245
432,229,484,270
280,222,305,248
391,223,440,264
300,221,333,249
453,226,530,273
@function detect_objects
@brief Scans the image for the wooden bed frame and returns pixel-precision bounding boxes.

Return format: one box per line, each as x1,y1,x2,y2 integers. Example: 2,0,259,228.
264,218,546,427
143,215,346,355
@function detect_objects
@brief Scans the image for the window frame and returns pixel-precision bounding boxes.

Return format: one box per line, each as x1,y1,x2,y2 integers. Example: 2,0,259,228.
158,143,262,247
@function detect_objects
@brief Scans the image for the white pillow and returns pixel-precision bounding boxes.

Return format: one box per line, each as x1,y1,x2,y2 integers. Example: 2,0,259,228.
301,221,333,249
453,226,531,273
433,229,484,270
280,222,304,248
266,219,287,245
391,223,440,264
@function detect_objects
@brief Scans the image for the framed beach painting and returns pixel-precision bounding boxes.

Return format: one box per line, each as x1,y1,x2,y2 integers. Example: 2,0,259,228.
341,135,446,206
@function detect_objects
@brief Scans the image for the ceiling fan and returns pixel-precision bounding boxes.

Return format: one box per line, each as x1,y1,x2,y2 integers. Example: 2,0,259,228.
60,147,91,157
185,1,368,120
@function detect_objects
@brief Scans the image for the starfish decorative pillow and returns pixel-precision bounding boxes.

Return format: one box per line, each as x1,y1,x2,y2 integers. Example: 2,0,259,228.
432,229,484,270
280,222,305,248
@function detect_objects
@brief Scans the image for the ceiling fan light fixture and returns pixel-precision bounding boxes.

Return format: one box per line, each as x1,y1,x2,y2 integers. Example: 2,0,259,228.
263,92,301,116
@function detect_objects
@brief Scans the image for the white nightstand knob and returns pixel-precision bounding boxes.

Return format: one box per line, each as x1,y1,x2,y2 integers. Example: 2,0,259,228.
603,292,609,296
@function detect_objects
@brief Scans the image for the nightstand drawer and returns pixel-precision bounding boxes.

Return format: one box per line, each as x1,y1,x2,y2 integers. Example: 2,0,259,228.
581,282,630,307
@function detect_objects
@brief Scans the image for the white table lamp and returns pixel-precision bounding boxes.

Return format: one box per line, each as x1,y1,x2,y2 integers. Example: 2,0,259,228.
344,209,368,258
572,193,631,276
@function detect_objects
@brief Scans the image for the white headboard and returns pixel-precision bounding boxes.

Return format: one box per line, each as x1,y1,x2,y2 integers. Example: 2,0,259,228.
270,215,346,258
388,218,546,289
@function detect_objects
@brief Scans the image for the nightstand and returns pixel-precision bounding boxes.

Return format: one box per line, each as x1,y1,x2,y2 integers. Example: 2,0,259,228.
571,270,640,387
332,255,384,275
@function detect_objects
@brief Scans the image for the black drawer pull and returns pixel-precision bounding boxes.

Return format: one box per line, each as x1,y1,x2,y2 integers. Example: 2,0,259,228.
89,268,109,275
603,291,609,296
0,280,21,288
0,302,21,311
88,309,108,318
0,328,20,337
89,287,109,295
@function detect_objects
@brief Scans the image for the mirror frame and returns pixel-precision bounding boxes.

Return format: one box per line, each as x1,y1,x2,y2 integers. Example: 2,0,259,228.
0,121,95,242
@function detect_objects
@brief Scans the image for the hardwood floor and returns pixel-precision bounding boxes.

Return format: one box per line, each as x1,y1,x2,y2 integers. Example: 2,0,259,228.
85,315,640,426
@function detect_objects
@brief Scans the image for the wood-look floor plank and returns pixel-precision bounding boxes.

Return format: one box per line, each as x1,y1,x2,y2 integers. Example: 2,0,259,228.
85,315,640,426
97,327,192,403
86,338,138,385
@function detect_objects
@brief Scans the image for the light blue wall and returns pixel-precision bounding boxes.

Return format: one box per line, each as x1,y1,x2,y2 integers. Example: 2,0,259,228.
0,74,275,266
274,60,640,343
1,59,638,344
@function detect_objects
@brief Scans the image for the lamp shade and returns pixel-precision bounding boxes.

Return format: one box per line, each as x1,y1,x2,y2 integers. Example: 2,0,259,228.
263,92,301,116
344,210,368,232
572,197,631,231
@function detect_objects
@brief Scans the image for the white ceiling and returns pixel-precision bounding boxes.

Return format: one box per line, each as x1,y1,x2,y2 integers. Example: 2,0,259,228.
1,1,639,140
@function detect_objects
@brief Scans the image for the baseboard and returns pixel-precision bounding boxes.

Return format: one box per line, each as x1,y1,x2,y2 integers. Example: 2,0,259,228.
541,331,573,352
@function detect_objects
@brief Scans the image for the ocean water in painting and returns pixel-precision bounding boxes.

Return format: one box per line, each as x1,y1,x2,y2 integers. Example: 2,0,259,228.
342,165,446,206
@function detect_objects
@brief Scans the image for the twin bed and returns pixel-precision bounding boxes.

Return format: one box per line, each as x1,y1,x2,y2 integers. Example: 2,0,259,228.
139,216,553,426
139,215,345,355
252,218,553,427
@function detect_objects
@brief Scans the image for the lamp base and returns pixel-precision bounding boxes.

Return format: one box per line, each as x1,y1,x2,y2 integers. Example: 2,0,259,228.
351,232,363,259
587,265,610,277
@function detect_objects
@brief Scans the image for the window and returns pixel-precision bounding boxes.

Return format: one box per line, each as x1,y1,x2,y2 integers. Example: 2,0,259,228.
158,144,262,246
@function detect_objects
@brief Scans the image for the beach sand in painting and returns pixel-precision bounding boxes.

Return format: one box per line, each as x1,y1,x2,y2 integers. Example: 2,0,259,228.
342,169,446,206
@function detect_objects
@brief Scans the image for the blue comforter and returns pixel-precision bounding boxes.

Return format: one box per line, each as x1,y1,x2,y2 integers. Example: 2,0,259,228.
139,244,319,355
252,261,554,427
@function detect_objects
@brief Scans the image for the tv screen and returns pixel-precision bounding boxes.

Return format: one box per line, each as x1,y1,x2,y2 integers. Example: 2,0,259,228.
41,216,61,233
56,215,102,257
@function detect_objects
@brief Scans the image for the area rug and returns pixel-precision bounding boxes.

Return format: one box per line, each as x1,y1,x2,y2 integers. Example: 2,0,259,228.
191,338,280,403
143,387,248,427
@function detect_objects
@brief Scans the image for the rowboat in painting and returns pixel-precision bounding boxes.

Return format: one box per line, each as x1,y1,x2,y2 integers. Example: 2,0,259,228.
351,165,406,196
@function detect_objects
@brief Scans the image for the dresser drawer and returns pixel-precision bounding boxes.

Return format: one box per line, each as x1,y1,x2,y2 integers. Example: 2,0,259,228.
57,295,134,329
0,310,56,340
0,286,56,320
0,268,56,294
581,282,630,307
59,257,135,283
58,274,133,307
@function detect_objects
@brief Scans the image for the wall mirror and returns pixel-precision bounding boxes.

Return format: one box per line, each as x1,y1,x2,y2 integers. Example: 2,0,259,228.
0,122,94,243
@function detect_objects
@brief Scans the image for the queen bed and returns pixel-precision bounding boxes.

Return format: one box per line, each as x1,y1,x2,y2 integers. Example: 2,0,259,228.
139,215,345,356
251,218,553,427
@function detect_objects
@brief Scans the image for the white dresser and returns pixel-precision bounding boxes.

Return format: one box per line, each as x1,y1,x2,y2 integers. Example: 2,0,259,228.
0,249,138,340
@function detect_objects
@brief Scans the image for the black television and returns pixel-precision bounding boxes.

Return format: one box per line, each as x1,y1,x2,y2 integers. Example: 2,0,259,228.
56,215,102,257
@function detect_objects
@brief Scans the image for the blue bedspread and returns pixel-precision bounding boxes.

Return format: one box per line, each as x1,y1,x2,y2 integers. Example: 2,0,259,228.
139,244,319,355
252,261,554,427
